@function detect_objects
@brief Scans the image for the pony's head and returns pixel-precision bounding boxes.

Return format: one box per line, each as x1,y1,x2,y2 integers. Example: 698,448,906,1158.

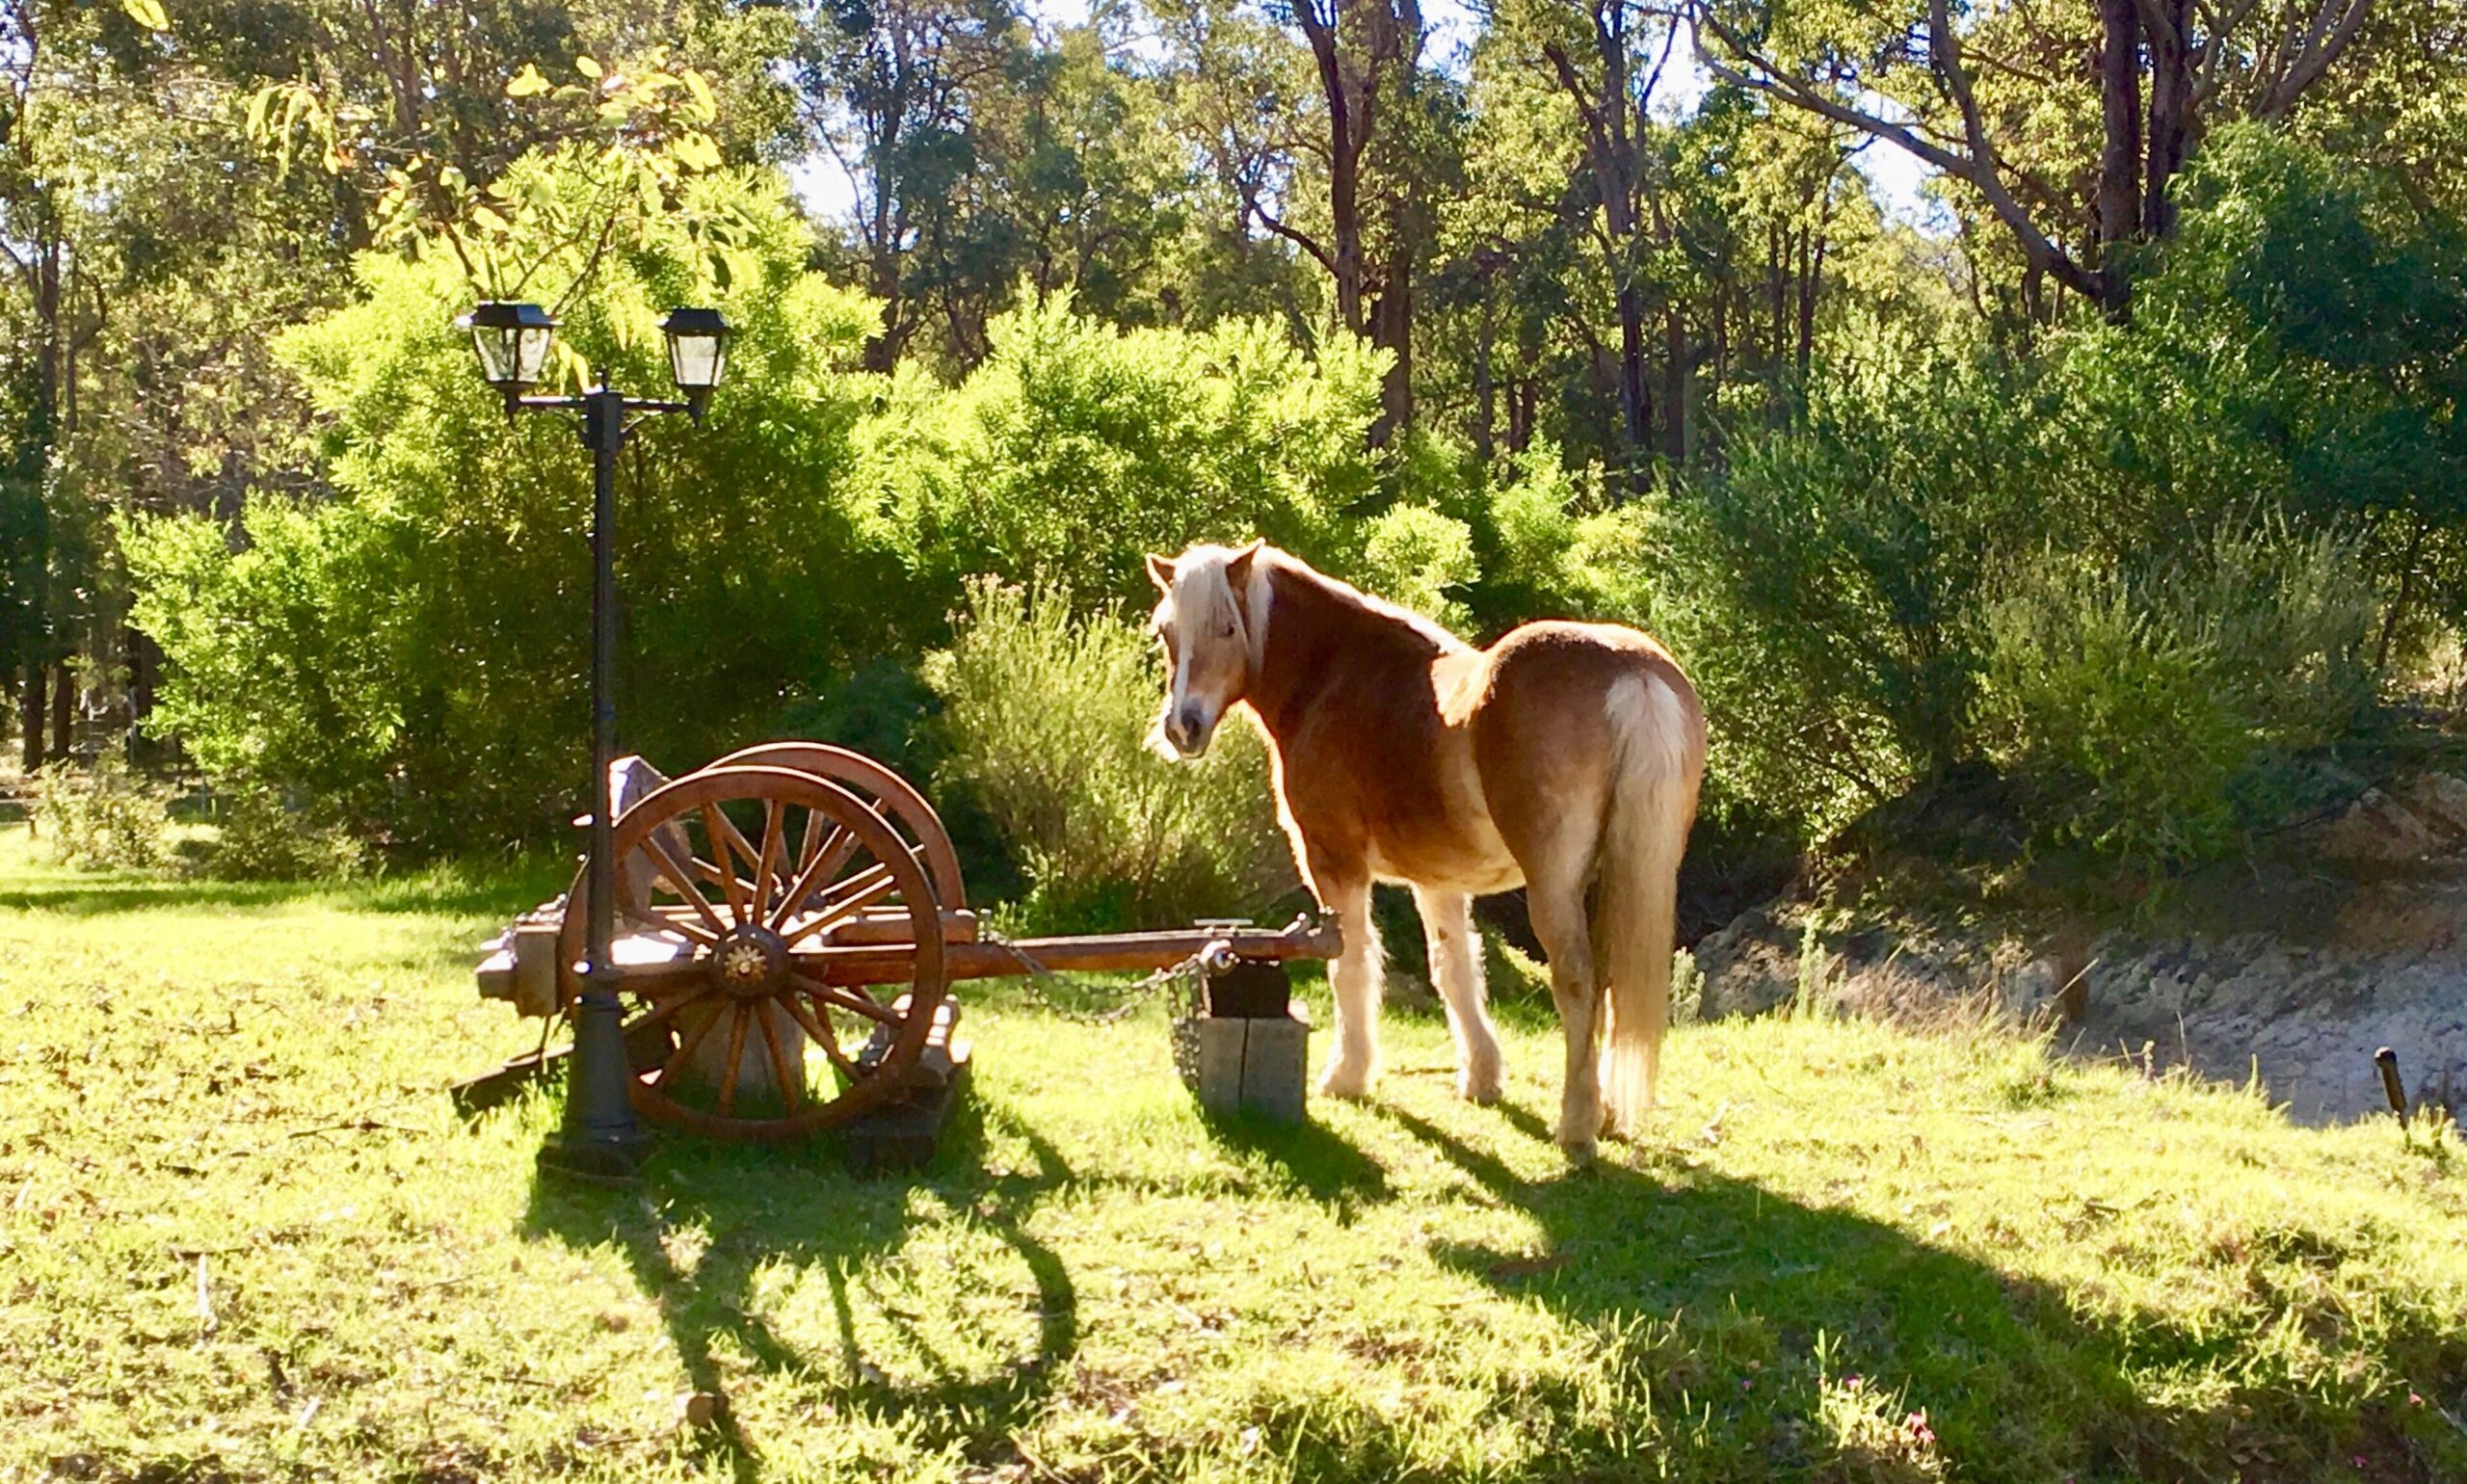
1144,539,1263,759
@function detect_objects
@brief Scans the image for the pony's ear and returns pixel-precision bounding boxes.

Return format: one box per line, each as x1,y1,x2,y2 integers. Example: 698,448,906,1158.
1145,552,1178,593
1224,540,1263,587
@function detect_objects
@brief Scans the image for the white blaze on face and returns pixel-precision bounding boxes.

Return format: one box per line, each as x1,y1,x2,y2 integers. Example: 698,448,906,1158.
1146,544,1257,760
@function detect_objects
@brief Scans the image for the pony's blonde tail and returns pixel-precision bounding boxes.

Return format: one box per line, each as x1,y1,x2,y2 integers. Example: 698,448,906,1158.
1596,672,1704,1135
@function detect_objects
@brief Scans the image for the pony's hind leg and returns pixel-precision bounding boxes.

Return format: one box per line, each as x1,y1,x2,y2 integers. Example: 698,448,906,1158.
1524,870,1605,1161
1317,875,1383,1099
1412,885,1502,1103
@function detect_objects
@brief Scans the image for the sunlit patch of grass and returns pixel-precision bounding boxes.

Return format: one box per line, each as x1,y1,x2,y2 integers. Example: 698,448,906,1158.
3,821,2465,1481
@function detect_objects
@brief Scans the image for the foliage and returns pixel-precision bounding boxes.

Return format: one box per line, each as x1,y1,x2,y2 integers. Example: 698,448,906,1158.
855,291,1393,620
6,822,2466,1480
1465,443,1656,630
1358,501,1476,625
1659,333,2041,833
1978,515,2379,872
199,783,367,882
28,760,173,872
1658,129,2456,871
124,156,889,852
921,580,1294,933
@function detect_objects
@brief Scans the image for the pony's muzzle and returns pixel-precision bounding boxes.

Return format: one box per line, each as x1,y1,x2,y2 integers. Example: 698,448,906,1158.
1157,702,1212,759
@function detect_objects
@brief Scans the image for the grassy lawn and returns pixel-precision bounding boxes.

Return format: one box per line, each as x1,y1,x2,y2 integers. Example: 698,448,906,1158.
4,821,2467,1482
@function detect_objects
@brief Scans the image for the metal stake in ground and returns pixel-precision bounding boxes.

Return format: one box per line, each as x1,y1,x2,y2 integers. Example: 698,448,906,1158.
456,304,733,1183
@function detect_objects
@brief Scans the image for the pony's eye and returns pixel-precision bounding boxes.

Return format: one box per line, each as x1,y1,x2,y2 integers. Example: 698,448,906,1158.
1220,623,1236,639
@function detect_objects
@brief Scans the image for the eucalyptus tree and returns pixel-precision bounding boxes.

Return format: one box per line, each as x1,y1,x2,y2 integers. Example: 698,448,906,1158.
1691,0,2390,316
797,0,1034,369
1483,0,1685,467
0,0,174,767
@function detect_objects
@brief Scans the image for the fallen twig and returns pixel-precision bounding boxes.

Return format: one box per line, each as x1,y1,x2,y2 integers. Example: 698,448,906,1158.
287,1119,425,1141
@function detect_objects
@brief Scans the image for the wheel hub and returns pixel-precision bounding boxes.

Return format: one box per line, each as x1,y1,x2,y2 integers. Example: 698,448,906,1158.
710,924,790,999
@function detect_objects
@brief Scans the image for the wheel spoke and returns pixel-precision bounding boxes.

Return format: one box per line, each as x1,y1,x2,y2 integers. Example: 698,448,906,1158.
788,967,902,1025
701,805,754,926
641,832,729,940
779,992,859,1078
781,863,898,947
752,800,788,924
716,1004,752,1115
756,1004,804,1112
617,899,716,948
661,998,729,1088
770,825,858,931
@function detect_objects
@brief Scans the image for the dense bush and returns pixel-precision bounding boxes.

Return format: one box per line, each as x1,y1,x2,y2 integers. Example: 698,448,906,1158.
200,784,367,882
852,293,1395,618
1658,335,2044,833
1654,129,2454,872
923,581,1295,933
123,155,892,852
1976,517,2378,871
31,761,173,872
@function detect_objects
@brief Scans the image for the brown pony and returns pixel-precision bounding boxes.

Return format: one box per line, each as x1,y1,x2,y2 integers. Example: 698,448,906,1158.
1146,541,1706,1159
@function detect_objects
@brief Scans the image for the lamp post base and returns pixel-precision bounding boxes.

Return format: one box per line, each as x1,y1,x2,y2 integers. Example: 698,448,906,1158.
538,985,654,1185
536,1129,653,1186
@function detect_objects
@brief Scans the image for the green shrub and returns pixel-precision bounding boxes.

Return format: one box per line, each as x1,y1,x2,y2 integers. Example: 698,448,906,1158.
30,760,173,872
1658,338,2046,835
922,580,1295,934
122,153,894,855
1977,514,2377,871
855,291,1391,620
202,784,366,882
1359,503,1477,627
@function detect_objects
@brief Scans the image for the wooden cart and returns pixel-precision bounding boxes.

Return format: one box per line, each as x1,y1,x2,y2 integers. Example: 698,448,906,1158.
473,743,1338,1141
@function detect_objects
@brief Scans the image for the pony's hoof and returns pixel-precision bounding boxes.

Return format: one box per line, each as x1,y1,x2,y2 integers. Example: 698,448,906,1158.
1318,1063,1374,1100
1557,1135,1598,1167
1458,1065,1503,1104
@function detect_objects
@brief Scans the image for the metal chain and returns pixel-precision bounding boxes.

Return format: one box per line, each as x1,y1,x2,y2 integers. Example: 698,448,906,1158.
978,932,1215,1024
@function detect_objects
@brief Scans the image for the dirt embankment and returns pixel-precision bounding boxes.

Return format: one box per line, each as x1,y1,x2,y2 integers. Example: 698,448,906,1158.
1690,772,2467,1125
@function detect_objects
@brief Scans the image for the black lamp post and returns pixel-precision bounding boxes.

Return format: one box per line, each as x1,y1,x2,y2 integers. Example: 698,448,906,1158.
460,299,734,1183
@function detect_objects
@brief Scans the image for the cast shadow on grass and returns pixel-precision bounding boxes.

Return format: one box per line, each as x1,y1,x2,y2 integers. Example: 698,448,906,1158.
0,852,572,919
1196,1107,1391,1220
521,1097,1079,1483
1379,1101,2448,1484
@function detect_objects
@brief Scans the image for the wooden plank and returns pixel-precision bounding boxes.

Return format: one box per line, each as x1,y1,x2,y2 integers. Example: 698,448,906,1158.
806,918,1342,989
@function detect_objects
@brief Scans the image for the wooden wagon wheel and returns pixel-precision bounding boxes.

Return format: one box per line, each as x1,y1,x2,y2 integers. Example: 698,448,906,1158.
554,743,968,1007
707,741,968,911
558,764,949,1141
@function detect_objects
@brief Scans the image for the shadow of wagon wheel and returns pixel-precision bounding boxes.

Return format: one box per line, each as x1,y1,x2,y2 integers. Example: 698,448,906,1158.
521,1100,1081,1480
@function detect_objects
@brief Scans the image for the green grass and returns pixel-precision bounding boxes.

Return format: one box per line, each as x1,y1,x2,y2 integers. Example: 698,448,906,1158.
4,822,2466,1482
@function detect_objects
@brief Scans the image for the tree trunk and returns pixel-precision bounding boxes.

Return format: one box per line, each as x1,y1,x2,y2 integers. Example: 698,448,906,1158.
1615,283,1650,471
49,657,70,760
1368,263,1414,443
1472,306,1496,464
127,625,160,766
1793,225,1823,382
21,658,45,772
2096,0,2142,312
1659,308,1687,464
2141,0,2192,241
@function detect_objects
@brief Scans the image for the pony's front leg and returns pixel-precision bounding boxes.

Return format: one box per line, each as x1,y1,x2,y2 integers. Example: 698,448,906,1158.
1412,886,1502,1103
1316,877,1383,1099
